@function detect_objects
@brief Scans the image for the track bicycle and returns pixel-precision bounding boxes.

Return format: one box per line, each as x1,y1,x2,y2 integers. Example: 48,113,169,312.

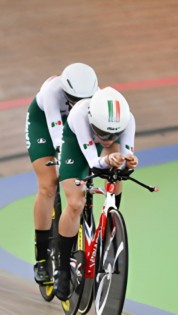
61,167,158,315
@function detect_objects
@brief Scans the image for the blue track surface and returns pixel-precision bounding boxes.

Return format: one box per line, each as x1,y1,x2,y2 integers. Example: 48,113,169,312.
1,144,178,208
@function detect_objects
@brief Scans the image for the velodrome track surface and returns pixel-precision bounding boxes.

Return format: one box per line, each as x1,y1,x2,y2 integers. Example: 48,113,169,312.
0,147,178,315
1,1,178,314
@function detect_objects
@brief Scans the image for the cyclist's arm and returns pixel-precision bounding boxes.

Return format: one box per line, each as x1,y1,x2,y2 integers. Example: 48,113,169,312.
119,113,137,169
38,78,67,150
68,101,109,169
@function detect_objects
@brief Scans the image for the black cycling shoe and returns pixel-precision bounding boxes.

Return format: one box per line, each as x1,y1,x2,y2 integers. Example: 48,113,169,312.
34,260,53,285
54,269,71,301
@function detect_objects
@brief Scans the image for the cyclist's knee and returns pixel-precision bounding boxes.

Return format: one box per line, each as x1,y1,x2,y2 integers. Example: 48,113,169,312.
39,183,57,199
67,196,86,215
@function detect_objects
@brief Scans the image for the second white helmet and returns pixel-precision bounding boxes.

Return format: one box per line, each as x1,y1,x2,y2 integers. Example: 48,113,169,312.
61,63,98,101
88,87,130,138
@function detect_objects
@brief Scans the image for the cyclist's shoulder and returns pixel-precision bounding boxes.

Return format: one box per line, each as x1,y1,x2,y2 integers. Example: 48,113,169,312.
36,75,66,110
39,75,63,94
67,99,90,129
70,98,90,117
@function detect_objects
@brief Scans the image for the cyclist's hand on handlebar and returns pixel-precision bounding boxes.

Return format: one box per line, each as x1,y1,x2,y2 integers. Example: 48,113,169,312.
125,154,138,169
104,153,125,168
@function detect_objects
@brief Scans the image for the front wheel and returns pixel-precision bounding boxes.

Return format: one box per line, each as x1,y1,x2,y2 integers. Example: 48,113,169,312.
95,209,128,315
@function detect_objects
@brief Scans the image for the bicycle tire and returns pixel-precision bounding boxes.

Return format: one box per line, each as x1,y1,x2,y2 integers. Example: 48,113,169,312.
39,185,62,302
94,208,128,315
78,206,96,314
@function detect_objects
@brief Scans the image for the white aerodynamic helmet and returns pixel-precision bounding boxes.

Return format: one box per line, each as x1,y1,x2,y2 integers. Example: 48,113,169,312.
61,63,98,105
88,87,130,140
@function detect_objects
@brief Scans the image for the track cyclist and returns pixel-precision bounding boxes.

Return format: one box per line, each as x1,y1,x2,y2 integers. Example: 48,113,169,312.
25,63,98,285
54,86,138,301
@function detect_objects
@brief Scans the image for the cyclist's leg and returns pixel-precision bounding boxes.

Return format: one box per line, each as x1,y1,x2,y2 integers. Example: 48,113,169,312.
54,122,88,301
38,173,61,301
33,156,58,253
25,98,58,283
60,179,85,236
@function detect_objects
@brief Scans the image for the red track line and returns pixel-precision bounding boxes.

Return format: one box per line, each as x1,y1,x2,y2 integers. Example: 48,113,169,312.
110,76,178,91
0,97,33,110
0,77,178,110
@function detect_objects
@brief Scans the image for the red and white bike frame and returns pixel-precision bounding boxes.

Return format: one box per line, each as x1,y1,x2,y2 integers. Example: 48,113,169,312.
83,182,117,279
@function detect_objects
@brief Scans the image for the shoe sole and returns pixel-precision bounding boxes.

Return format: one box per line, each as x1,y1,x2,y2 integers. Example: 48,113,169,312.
35,278,53,286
